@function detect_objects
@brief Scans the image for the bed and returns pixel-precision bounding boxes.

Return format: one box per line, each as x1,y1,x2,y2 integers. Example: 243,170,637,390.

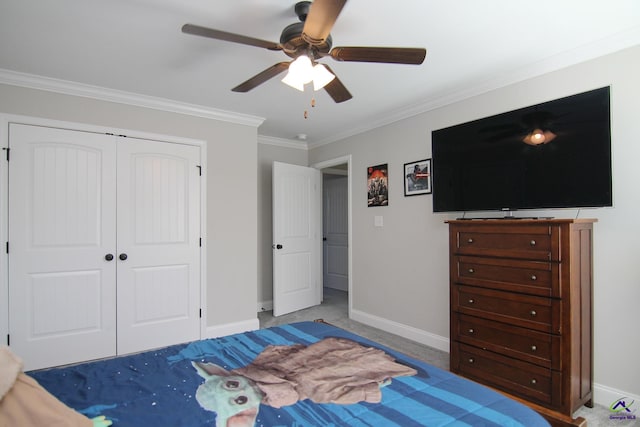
27,321,554,427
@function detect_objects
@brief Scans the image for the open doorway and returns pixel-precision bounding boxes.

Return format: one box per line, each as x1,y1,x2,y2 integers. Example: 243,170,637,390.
261,156,351,327
322,167,348,292
314,156,352,319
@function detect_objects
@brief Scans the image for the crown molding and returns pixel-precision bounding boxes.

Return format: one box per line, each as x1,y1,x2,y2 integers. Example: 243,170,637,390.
258,135,308,150
0,69,265,128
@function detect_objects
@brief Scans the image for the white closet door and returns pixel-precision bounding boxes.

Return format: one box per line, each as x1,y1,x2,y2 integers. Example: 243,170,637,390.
115,138,201,355
8,124,117,370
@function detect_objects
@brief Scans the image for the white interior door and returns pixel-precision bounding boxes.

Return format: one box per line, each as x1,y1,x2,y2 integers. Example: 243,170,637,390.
116,138,201,355
323,175,348,291
8,124,117,370
272,162,322,316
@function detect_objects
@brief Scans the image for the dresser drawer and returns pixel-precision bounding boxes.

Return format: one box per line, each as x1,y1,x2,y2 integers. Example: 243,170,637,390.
453,255,560,297
453,313,561,369
451,224,558,261
452,285,560,333
452,343,561,407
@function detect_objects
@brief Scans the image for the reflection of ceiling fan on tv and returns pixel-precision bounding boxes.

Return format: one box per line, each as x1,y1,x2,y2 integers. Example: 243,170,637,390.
182,0,427,103
480,111,564,145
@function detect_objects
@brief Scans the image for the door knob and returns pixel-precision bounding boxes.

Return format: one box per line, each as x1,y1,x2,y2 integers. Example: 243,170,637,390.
272,244,283,250
119,253,128,261
105,253,114,261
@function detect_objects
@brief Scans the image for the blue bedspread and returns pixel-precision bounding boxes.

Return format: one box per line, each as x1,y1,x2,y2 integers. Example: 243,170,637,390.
29,321,549,426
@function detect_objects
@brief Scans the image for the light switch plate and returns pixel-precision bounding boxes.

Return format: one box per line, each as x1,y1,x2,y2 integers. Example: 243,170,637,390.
374,215,384,227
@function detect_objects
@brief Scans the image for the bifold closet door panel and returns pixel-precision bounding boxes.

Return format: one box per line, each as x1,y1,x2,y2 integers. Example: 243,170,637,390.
115,138,201,355
8,124,117,370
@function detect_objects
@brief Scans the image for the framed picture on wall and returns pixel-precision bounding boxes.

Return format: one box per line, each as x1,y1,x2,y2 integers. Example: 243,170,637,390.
367,163,388,207
404,159,432,196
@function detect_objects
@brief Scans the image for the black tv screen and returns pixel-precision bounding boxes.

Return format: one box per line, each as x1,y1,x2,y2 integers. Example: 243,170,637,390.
431,86,612,213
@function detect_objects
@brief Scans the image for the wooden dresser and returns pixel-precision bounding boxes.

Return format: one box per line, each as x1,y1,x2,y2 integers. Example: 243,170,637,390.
448,219,594,418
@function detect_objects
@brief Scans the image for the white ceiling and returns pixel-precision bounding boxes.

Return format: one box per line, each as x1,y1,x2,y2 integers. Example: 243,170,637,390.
1,0,639,146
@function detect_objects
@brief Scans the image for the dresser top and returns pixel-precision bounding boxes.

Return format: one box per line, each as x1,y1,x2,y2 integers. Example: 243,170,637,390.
446,218,597,225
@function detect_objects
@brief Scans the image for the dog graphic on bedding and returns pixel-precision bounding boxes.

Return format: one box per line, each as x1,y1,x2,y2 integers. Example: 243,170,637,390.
192,337,417,427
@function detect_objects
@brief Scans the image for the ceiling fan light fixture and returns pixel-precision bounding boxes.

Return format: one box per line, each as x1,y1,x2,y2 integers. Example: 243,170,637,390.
281,55,335,92
312,63,335,91
523,128,557,145
281,72,306,91
282,55,313,91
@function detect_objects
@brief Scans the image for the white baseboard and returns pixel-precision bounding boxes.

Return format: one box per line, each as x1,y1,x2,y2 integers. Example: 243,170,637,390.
593,382,640,409
203,318,259,339
350,309,450,352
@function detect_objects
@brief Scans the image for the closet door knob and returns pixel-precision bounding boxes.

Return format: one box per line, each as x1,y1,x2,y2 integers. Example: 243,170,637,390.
105,254,114,261
119,253,128,261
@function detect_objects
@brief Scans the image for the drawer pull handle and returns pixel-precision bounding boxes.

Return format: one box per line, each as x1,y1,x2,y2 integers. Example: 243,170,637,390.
467,238,474,244
530,310,537,317
530,240,537,246
468,299,475,304
468,358,474,364
468,328,474,334
468,268,475,274
531,379,537,385
531,345,537,352
530,275,537,281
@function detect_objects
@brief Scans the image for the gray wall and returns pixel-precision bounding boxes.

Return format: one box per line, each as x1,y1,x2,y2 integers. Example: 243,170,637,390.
257,139,308,309
0,83,259,330
308,45,640,404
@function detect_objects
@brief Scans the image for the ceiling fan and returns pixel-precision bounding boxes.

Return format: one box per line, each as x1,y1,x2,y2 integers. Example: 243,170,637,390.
182,0,427,103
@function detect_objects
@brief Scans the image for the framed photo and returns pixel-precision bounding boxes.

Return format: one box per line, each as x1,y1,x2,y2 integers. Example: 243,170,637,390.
404,159,432,196
367,163,388,207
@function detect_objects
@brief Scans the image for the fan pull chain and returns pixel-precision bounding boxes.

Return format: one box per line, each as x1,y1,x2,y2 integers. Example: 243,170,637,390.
304,97,317,119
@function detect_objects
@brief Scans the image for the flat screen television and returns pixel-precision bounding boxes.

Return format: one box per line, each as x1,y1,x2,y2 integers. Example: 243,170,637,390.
431,86,612,214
